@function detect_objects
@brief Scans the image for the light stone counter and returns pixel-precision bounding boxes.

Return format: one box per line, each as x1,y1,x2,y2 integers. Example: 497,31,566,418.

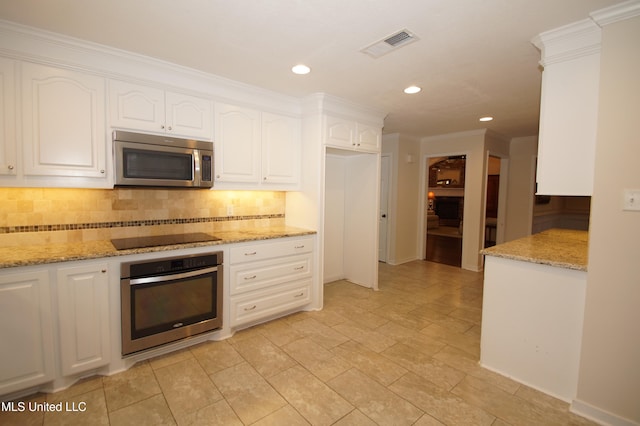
480,228,589,401
481,228,588,271
0,226,316,269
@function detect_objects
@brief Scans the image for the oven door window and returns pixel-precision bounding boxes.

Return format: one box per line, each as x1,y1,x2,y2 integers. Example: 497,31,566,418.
131,273,216,339
123,148,193,181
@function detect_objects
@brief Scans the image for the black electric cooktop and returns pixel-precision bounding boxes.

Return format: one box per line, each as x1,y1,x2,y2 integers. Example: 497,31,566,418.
111,232,221,250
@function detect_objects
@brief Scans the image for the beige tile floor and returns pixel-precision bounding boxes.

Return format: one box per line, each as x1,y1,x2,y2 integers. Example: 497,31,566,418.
1,260,597,425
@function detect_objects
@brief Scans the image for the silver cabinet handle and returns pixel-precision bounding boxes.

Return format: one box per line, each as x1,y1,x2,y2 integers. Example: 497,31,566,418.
294,292,304,297
244,275,257,280
7,165,14,170
294,266,304,271
129,266,218,285
244,305,257,311
294,245,305,249
244,251,257,256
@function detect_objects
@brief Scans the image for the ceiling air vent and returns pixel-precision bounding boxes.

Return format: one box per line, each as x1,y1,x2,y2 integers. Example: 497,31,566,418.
361,29,419,58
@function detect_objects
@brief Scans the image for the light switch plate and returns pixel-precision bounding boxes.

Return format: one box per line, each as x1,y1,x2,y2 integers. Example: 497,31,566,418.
623,189,640,211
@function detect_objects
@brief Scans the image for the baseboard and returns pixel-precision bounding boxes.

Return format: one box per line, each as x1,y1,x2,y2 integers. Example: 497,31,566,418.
571,399,639,426
385,255,419,266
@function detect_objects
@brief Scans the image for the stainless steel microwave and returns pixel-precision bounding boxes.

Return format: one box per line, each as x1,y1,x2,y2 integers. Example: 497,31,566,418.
113,130,213,188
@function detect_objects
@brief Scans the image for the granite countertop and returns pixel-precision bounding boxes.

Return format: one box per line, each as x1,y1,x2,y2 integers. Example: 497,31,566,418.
481,228,588,271
0,226,316,269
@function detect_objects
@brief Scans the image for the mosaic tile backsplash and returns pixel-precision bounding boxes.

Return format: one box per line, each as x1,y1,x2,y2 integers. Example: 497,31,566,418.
0,188,286,247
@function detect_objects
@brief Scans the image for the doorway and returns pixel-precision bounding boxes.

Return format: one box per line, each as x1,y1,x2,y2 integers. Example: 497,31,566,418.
484,154,507,248
425,155,465,267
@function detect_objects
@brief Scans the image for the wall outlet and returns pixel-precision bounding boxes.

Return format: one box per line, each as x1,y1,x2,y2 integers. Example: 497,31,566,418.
227,205,234,216
623,189,640,211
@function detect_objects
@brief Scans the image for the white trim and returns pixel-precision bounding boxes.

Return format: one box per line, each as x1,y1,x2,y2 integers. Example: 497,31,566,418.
591,0,640,26
571,399,639,426
531,19,601,67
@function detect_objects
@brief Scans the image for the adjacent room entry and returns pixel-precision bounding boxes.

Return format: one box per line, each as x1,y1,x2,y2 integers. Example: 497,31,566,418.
425,156,465,267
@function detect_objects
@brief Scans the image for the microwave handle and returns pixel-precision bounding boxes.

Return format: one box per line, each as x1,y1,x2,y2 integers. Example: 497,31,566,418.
129,266,218,285
193,149,202,186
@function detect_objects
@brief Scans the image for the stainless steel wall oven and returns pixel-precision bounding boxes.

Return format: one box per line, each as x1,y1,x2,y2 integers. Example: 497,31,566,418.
120,251,223,356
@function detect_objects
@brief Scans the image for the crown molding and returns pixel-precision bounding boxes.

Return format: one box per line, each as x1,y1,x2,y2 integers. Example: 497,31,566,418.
591,0,640,26
531,19,601,67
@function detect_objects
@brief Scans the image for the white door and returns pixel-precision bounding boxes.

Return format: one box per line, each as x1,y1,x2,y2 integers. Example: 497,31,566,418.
57,263,110,376
379,155,390,262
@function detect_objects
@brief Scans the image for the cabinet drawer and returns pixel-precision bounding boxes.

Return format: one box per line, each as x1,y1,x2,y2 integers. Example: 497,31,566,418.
230,254,311,295
229,237,313,264
230,280,311,328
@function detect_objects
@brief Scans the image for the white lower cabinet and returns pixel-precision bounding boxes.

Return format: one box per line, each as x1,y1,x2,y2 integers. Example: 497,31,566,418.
231,280,311,327
0,270,55,396
229,236,314,328
56,263,110,376
0,261,111,398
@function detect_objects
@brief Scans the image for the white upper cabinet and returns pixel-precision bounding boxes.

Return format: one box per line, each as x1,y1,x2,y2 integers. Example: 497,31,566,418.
325,115,381,153
214,103,261,183
214,102,300,189
109,80,213,140
532,19,601,196
21,62,107,180
0,57,16,177
261,112,300,184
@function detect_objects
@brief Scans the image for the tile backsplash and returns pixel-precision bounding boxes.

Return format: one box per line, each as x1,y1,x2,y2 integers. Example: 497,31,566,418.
0,188,286,247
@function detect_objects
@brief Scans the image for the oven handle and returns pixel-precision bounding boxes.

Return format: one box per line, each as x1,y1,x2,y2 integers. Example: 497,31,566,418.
128,266,219,286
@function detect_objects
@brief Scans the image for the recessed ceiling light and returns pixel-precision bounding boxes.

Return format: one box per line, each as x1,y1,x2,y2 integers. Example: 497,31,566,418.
479,116,494,122
291,64,311,75
404,85,421,94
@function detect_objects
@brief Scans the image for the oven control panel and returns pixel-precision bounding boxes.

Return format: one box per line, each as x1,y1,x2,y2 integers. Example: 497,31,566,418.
121,251,223,279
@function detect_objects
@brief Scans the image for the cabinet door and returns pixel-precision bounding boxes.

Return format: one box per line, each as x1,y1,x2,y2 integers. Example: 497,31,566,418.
214,103,261,183
261,112,300,184
109,80,165,133
356,123,381,153
536,55,599,196
0,57,16,176
165,91,213,140
325,115,355,149
0,270,54,396
22,62,106,178
56,263,110,376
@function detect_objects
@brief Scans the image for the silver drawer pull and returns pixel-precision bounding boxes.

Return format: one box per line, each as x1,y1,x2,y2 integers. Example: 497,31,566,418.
244,251,257,256
294,266,304,271
244,305,257,311
294,245,305,249
294,292,304,297
244,275,257,280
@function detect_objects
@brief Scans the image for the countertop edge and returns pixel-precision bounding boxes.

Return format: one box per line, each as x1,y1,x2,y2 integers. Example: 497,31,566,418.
0,228,317,270
480,229,588,272
481,250,588,272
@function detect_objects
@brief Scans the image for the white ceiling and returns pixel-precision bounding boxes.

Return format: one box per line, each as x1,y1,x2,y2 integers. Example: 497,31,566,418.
0,0,623,139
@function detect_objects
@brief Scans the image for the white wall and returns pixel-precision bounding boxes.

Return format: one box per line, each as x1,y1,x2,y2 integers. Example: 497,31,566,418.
574,13,640,424
323,154,346,283
504,136,538,241
381,133,421,265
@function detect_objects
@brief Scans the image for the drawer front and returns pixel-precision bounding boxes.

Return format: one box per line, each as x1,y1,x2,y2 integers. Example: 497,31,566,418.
230,280,311,327
230,254,311,295
230,236,313,264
